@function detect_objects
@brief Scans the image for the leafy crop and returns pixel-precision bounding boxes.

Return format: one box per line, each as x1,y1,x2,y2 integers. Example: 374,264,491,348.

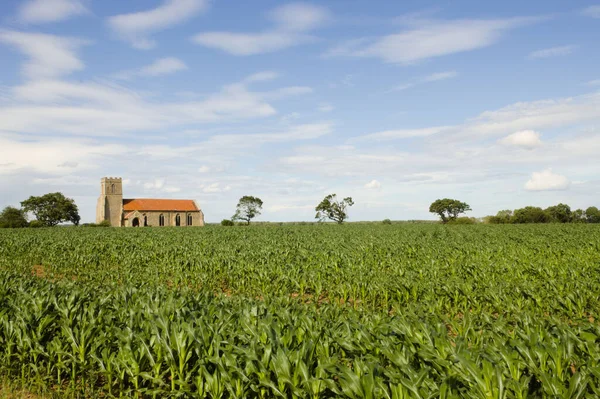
0,224,599,397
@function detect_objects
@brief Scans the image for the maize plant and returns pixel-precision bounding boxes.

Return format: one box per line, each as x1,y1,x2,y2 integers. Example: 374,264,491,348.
0,224,599,397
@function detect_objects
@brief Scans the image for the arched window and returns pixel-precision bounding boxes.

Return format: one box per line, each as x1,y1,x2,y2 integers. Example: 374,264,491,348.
159,214,165,227
111,184,115,194
187,214,192,226
175,214,181,227
143,215,147,227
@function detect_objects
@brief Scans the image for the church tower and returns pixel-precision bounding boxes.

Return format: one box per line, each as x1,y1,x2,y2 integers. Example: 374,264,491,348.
96,177,123,226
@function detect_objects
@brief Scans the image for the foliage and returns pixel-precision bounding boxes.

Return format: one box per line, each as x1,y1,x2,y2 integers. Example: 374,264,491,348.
81,220,111,228
586,206,600,223
20,192,80,227
221,219,235,226
429,198,472,223
0,206,28,228
448,216,477,224
382,218,392,225
232,196,263,225
315,194,354,224
545,203,572,223
27,220,45,228
1,224,600,397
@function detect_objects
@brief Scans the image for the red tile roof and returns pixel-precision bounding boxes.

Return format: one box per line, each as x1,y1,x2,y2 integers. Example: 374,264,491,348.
122,199,199,212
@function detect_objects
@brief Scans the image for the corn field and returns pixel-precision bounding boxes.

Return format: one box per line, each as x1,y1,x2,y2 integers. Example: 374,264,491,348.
0,224,600,398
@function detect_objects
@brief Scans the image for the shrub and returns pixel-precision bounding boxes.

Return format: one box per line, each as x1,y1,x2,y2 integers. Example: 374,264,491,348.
448,217,477,225
221,219,235,226
382,219,392,225
28,220,45,228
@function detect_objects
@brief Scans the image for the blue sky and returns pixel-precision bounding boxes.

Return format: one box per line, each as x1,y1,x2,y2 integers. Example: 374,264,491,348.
0,0,599,223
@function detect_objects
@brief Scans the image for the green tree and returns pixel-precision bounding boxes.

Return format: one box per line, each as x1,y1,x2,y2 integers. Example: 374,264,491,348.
429,199,472,223
0,206,28,228
545,203,572,223
511,206,549,224
586,206,600,223
572,209,586,223
315,194,354,224
232,196,263,225
21,192,80,227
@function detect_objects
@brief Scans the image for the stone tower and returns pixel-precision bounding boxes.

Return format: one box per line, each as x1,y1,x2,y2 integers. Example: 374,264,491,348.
96,177,123,226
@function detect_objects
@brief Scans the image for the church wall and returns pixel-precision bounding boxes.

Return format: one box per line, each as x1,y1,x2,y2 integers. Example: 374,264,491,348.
126,211,205,227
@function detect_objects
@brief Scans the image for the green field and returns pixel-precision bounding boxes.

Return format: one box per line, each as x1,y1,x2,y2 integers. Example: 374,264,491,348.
1,224,600,398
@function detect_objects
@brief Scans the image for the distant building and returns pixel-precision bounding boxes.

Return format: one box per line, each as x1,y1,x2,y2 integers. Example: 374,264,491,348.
96,177,205,227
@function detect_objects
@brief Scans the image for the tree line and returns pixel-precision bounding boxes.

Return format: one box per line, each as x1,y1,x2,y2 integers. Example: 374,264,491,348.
0,193,80,228
485,204,600,224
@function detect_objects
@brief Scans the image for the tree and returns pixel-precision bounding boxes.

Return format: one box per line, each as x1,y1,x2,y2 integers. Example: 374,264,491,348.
315,194,354,224
545,203,572,223
572,209,586,223
21,192,80,227
586,206,600,223
429,199,472,223
0,206,28,228
232,196,263,225
511,206,549,224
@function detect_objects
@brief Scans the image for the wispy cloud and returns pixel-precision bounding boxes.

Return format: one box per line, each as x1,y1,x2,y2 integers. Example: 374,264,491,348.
0,31,88,79
391,71,457,91
498,130,543,149
108,0,209,49
18,0,88,24
582,5,600,18
528,45,577,59
115,57,188,79
192,3,330,55
327,17,541,64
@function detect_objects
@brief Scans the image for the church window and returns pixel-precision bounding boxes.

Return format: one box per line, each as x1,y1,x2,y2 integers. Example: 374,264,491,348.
111,184,115,194
143,215,147,227
159,214,165,227
187,214,192,226
175,214,181,227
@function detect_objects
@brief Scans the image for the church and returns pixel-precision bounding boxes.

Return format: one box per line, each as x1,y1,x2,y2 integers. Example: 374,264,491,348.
96,177,205,227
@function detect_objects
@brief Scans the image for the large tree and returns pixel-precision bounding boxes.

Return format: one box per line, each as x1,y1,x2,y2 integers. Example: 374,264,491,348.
429,198,471,223
586,206,600,223
0,206,28,228
315,194,354,224
232,196,263,225
545,203,572,223
21,192,80,227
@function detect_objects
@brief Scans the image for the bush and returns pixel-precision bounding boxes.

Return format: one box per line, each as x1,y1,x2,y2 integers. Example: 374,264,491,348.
448,217,477,225
221,219,234,226
382,219,392,225
81,220,112,228
28,220,45,228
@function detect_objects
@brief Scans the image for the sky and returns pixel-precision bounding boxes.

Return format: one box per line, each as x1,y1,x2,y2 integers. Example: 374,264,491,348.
0,0,599,223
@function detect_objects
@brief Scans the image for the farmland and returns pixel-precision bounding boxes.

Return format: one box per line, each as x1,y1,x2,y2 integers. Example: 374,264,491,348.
1,224,600,398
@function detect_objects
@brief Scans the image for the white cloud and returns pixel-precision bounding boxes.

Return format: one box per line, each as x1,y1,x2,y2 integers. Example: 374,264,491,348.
327,17,539,64
0,31,88,79
582,5,600,18
357,126,451,141
364,180,381,189
588,79,600,86
499,130,542,149
392,71,457,91
202,182,231,193
318,103,334,112
0,136,126,174
198,165,210,173
108,0,209,49
18,0,87,23
0,78,292,136
143,178,180,193
244,71,280,83
140,57,187,76
192,3,329,55
528,45,577,59
525,169,570,191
